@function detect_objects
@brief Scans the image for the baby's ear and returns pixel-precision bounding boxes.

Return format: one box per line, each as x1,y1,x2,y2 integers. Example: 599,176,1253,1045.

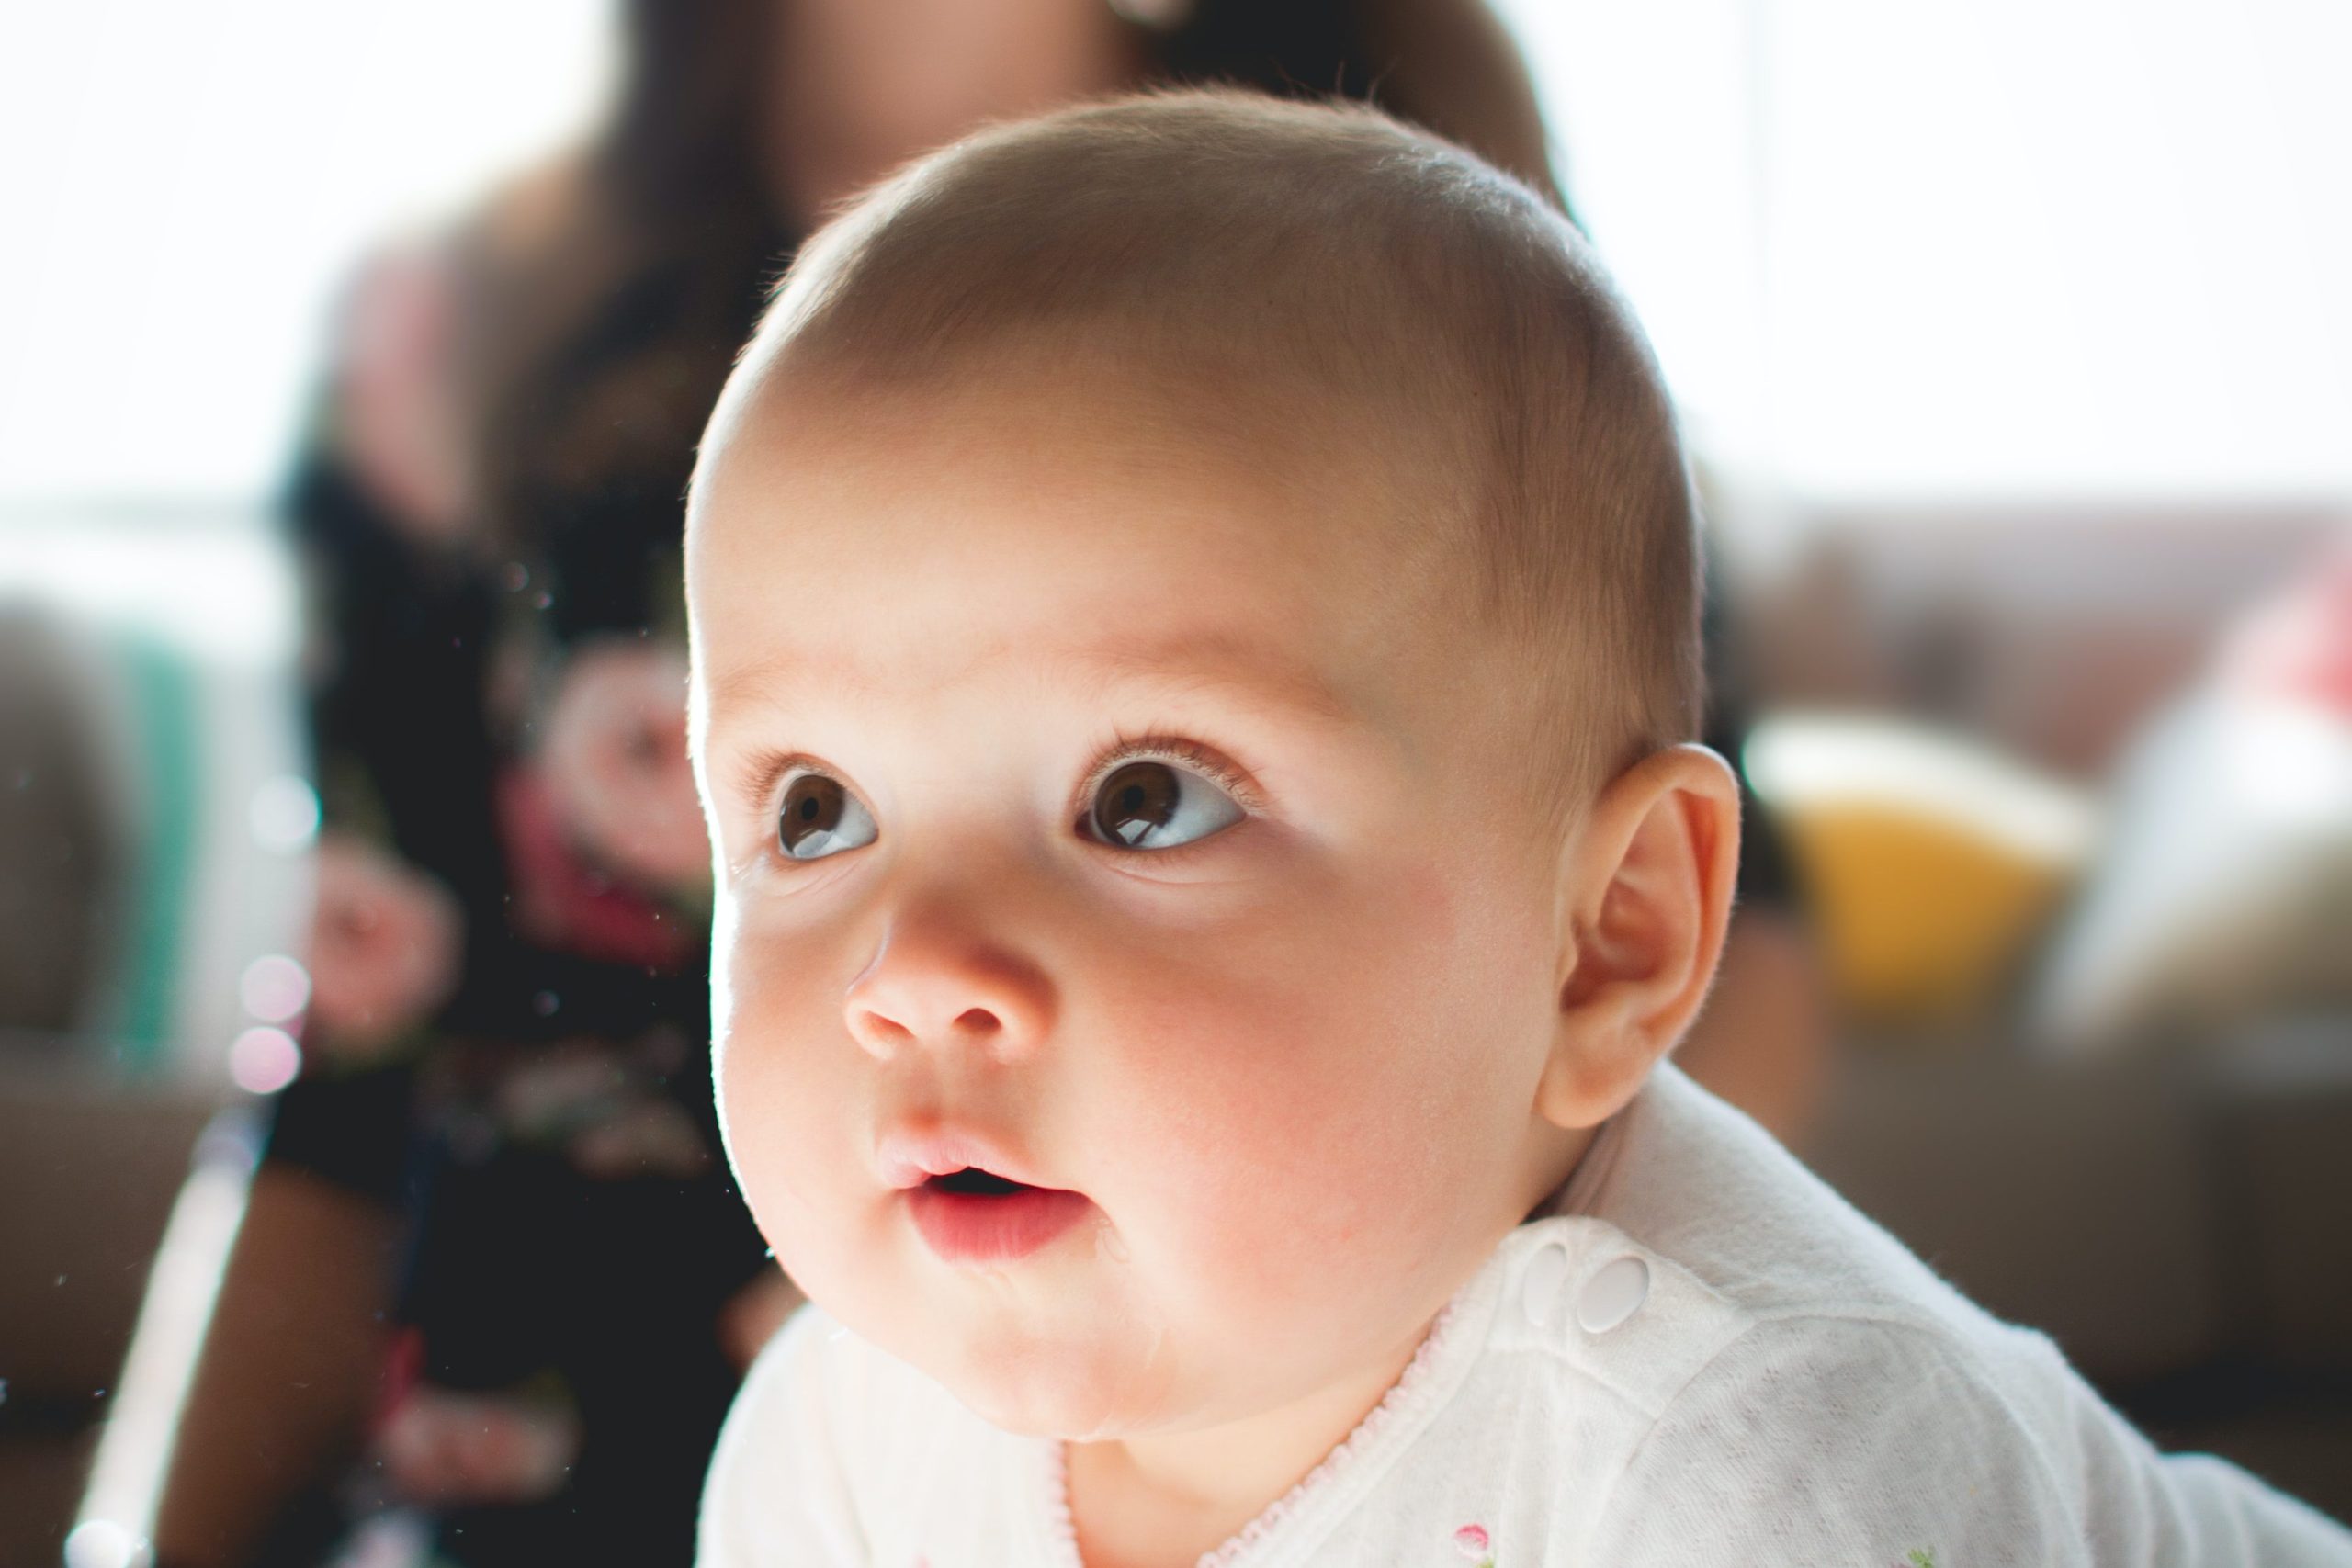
1535,744,1742,1130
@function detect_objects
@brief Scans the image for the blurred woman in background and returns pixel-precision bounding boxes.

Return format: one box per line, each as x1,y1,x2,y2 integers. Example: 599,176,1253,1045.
152,4,1569,1565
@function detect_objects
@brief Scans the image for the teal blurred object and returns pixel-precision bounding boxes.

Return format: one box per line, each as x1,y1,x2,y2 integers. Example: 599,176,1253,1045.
1,604,221,1070
0,604,119,1041
0,509,311,1081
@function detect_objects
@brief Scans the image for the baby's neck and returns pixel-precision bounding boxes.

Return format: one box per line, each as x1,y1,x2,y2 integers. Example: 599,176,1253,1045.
1062,1314,1433,1568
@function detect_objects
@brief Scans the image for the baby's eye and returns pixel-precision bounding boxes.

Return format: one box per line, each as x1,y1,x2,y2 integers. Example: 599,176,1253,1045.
1082,759,1244,852
776,771,876,861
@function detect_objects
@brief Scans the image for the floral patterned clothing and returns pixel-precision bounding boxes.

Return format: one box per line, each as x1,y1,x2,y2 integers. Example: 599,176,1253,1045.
260,237,777,1567
698,1065,2352,1567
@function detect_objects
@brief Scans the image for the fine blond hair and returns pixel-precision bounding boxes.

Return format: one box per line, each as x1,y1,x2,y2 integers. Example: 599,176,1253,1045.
707,89,1702,821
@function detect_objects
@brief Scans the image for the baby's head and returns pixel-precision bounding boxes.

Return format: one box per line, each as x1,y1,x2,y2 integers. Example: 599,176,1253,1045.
685,91,1739,1442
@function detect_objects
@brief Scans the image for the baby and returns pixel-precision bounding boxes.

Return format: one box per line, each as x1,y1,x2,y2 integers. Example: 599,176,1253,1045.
683,91,2351,1566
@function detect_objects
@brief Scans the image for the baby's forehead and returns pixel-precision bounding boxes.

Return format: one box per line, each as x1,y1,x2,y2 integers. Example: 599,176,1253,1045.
685,348,1501,733
695,336,1461,589
717,314,1432,476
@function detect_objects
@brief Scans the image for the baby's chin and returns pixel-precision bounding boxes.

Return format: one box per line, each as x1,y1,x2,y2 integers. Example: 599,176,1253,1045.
790,1212,1193,1438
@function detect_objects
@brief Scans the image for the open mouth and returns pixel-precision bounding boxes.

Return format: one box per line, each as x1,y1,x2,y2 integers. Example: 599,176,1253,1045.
906,1167,1091,1264
926,1167,1031,1196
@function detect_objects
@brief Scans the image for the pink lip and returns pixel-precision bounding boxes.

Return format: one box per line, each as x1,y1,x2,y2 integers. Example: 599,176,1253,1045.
876,1126,1051,1191
905,1182,1093,1265
876,1122,1093,1265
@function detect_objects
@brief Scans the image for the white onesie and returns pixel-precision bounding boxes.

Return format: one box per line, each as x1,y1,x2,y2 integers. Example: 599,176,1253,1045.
698,1063,2352,1566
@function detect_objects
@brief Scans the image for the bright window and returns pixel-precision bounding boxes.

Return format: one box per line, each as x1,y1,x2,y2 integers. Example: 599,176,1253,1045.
6,3,2344,507
0,1,614,506
1497,0,2352,501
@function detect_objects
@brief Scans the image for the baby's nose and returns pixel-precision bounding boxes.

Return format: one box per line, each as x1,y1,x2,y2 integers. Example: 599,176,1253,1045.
842,917,1054,1064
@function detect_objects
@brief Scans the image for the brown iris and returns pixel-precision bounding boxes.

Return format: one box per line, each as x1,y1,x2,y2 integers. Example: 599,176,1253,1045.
1091,760,1182,846
778,773,848,858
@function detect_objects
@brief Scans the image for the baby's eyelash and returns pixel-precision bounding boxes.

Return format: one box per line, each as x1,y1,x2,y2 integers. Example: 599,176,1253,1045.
1078,729,1264,815
735,748,805,819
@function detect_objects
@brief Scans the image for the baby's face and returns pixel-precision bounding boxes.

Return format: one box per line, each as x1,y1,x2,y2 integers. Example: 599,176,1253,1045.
688,352,1576,1439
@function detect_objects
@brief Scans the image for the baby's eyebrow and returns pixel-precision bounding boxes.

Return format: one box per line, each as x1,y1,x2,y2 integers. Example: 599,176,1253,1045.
1048,633,1358,727
702,630,1359,736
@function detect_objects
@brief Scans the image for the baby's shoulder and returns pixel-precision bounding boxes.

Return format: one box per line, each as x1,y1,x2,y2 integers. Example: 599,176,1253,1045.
1490,1214,2351,1564
1479,1201,2035,1429
1471,1069,2352,1562
1427,1211,2092,1567
1558,1065,2088,1423
1568,1063,2016,1336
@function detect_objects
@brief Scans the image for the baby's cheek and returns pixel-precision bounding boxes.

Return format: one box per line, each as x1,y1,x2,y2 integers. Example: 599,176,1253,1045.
713,952,856,1258
1097,956,1427,1286
1104,867,1523,1295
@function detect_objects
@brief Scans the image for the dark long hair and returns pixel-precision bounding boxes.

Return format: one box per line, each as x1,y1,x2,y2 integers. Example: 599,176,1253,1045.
451,0,1560,622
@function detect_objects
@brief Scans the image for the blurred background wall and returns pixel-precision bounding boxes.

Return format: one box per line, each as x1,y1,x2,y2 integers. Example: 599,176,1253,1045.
3,1,2347,1562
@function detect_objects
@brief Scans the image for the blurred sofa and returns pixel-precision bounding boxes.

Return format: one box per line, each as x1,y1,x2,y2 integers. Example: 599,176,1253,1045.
1747,503,2352,1521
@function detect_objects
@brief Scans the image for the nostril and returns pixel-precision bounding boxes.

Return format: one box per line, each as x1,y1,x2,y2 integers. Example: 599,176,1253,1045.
850,1008,1002,1055
856,1012,917,1050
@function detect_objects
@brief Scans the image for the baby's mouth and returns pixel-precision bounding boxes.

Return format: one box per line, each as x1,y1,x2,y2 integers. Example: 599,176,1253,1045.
926,1167,1033,1196
905,1168,1092,1263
